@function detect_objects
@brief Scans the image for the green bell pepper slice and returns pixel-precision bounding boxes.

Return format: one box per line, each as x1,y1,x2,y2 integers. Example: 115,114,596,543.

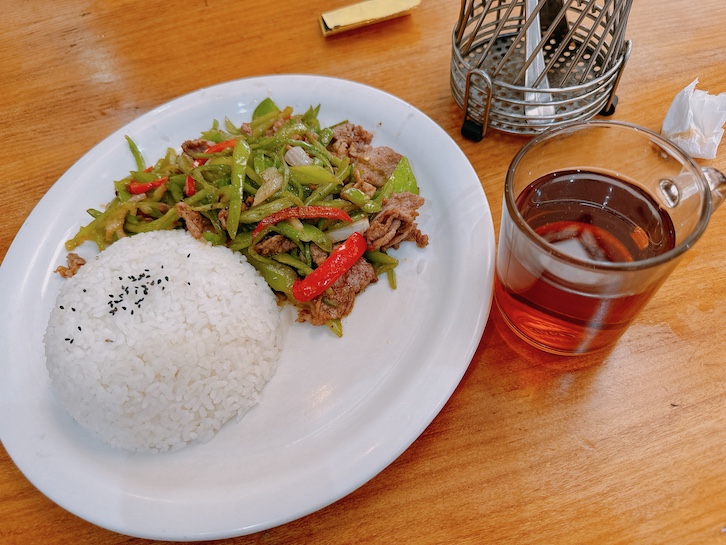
227,139,251,238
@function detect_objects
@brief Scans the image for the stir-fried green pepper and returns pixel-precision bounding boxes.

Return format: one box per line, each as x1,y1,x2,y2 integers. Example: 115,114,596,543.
243,250,297,297
64,99,424,336
227,139,250,238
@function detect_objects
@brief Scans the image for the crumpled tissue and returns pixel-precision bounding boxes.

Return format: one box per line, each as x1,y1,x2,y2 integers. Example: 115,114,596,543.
661,78,726,160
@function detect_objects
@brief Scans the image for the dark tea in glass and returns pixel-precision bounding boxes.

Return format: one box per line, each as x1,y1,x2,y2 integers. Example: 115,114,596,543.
495,170,676,354
495,121,723,355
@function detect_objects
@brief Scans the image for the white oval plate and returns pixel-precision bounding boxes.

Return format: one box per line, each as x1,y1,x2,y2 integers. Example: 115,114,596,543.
0,75,495,540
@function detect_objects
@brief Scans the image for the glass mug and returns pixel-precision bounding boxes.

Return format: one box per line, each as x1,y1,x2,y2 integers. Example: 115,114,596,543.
495,120,726,355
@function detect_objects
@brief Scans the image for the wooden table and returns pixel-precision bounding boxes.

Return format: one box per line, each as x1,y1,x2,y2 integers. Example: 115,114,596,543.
2,1,726,543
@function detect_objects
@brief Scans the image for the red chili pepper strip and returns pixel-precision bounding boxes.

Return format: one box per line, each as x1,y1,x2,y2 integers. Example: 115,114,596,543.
196,139,239,165
251,206,352,239
292,232,368,303
205,139,239,154
128,176,168,195
184,175,196,196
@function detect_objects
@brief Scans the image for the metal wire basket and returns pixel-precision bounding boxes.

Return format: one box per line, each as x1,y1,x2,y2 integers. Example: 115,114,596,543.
451,0,633,140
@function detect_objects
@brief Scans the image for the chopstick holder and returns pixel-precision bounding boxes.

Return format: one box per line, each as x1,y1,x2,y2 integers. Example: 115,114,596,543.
524,0,555,121
320,0,421,37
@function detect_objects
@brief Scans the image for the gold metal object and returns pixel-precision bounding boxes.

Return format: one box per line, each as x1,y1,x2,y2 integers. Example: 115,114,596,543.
320,0,421,37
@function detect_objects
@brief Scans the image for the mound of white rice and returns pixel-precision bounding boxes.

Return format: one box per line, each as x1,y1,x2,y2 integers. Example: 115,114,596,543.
44,230,284,453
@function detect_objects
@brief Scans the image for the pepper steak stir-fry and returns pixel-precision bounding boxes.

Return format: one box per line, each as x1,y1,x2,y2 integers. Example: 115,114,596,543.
63,99,428,336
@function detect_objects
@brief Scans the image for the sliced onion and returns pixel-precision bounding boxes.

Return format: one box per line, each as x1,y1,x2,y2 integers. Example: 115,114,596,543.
285,146,313,166
325,217,370,243
285,217,305,231
128,193,148,202
253,167,284,206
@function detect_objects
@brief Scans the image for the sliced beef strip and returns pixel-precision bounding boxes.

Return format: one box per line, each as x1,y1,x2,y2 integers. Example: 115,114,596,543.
255,234,298,257
175,202,206,239
218,198,251,232
181,139,214,160
328,123,374,158
342,179,377,200
266,116,287,137
327,123,402,188
351,146,402,188
218,208,228,231
339,254,379,293
296,256,378,326
365,192,429,251
309,244,328,266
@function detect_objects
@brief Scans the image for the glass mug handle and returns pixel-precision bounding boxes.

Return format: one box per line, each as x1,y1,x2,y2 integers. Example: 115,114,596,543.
660,167,726,210
704,167,726,210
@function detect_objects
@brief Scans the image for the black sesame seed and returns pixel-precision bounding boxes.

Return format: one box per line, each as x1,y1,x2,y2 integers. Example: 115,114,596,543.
71,307,76,312
187,253,191,258
78,326,82,331
82,289,87,293
59,305,64,310
70,339,74,344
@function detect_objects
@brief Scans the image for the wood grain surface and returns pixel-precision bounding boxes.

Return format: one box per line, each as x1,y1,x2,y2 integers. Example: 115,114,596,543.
2,1,726,544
